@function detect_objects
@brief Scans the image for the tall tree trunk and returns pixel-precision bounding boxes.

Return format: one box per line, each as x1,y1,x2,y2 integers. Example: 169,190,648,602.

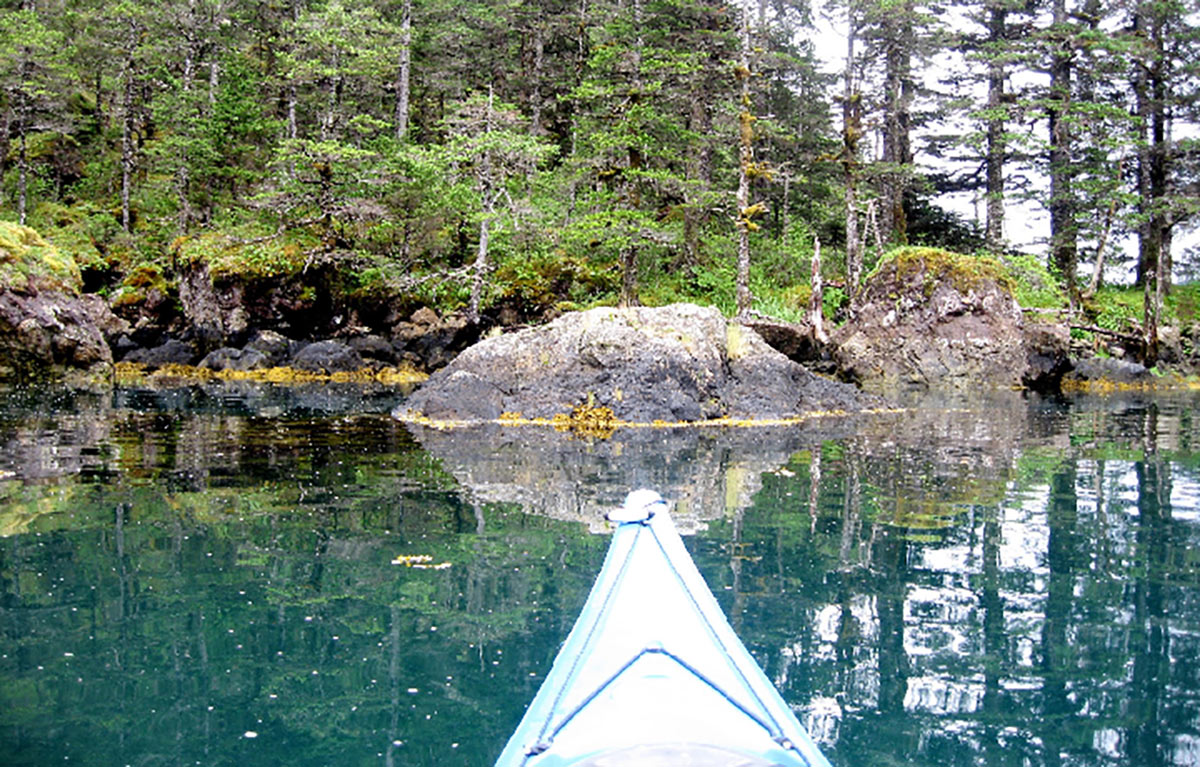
880,2,913,245
16,123,26,226
1135,2,1171,294
394,0,411,141
176,18,198,233
1047,0,1077,303
528,21,544,136
121,53,136,232
321,48,341,141
683,95,711,266
468,87,495,324
984,3,1006,251
842,16,862,308
619,0,644,308
810,236,826,343
734,0,754,317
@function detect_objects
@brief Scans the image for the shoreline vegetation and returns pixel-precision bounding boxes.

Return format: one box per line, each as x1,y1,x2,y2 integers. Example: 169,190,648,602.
0,0,1196,402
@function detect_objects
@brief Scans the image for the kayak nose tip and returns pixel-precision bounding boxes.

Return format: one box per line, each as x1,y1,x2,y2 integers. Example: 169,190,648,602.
608,489,667,523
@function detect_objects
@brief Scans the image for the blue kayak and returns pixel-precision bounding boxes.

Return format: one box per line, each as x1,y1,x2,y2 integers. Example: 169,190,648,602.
495,489,833,767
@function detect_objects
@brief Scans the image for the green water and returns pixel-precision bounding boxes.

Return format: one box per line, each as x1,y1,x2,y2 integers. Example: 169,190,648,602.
1,384,1199,766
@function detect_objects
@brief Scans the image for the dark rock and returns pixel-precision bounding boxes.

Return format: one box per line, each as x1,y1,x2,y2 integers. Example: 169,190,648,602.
245,329,296,366
178,262,250,342
1021,322,1072,392
1064,357,1151,384
391,312,478,372
200,347,269,372
741,317,823,363
0,289,114,386
124,339,199,368
111,334,140,361
348,334,399,364
291,339,365,373
398,303,878,423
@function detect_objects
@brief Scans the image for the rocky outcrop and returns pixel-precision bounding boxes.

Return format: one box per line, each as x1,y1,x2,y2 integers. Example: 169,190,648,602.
0,223,126,386
398,303,877,423
830,248,1069,392
0,290,121,386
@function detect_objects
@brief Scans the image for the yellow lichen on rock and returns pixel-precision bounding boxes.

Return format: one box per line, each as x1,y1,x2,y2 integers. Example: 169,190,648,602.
114,361,427,386
0,221,82,294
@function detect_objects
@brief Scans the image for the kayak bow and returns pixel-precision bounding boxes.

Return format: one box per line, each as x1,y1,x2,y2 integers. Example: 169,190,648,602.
495,489,833,767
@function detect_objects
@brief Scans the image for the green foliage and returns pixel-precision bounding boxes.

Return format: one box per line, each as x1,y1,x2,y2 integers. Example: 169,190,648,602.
1087,286,1145,334
1000,252,1068,309
0,221,82,293
175,229,320,280
492,249,620,313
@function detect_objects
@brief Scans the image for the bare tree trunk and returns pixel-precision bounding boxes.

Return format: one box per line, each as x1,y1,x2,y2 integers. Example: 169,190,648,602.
394,0,411,141
17,127,26,226
842,18,862,308
735,0,754,317
865,198,884,266
321,48,341,141
880,1,913,245
121,54,136,232
528,21,544,136
619,0,644,308
176,18,198,233
468,87,495,323
1084,180,1119,299
208,54,219,108
1144,241,1159,366
810,236,827,343
984,4,1006,251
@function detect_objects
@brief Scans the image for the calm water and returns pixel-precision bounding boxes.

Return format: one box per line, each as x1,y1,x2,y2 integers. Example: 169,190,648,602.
1,383,1199,766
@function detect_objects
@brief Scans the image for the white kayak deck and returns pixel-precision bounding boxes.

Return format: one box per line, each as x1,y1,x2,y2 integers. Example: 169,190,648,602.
494,490,833,767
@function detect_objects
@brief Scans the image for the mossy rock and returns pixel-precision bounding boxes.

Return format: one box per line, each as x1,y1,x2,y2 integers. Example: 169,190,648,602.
0,221,82,294
111,263,172,308
874,246,1014,299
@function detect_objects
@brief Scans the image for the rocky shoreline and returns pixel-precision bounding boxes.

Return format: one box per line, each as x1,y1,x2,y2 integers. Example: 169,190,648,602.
2,226,1194,406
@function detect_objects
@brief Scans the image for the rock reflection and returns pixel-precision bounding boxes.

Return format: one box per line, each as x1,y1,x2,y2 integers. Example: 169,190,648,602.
404,420,867,533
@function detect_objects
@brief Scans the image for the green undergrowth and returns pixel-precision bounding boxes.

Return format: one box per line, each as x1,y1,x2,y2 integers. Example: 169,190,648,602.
0,220,82,294
174,226,321,279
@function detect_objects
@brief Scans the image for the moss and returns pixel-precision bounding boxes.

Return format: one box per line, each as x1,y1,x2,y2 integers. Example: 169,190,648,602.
725,323,751,360
879,246,1014,299
0,221,82,294
110,262,172,308
175,229,318,280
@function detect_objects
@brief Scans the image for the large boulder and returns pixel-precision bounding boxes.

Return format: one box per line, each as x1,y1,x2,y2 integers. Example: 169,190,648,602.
831,247,1057,392
398,303,877,423
0,223,123,386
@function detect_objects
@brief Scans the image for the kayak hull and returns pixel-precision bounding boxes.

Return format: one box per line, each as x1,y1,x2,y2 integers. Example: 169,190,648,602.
494,490,832,767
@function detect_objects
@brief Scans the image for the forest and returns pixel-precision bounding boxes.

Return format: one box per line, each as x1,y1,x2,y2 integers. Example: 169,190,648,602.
2,0,1199,330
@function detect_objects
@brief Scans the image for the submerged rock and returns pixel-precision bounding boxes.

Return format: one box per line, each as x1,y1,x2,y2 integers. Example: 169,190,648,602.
398,303,877,423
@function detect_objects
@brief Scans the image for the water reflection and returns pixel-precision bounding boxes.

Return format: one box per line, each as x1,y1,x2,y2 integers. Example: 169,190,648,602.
0,386,1199,766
